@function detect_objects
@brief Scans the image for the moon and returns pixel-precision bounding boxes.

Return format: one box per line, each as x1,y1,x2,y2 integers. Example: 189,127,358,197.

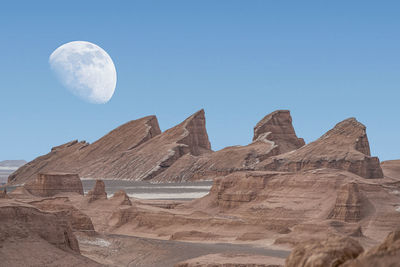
49,41,117,104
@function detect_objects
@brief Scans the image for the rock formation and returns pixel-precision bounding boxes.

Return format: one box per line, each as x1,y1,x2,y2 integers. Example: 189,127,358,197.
153,110,305,182
257,118,383,179
328,182,362,222
253,110,305,153
24,172,84,197
285,236,364,267
342,230,400,267
381,160,400,180
111,190,132,206
87,179,107,202
8,115,161,184
8,111,213,184
30,198,95,234
0,202,100,266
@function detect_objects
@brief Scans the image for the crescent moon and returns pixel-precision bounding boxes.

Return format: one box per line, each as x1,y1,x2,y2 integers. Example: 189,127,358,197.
49,41,117,104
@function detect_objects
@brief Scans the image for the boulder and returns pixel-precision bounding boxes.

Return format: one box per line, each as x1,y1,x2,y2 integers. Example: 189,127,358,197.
258,118,383,178
285,236,364,267
87,179,107,202
24,172,84,197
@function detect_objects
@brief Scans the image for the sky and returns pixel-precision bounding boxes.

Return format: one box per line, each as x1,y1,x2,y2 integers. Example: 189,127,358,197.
1,1,399,162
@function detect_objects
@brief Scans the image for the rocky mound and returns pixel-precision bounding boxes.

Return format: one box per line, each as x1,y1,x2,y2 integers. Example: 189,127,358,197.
8,115,161,184
328,182,362,222
24,172,84,197
0,202,100,266
87,180,107,202
257,118,383,179
153,110,304,182
30,198,95,234
111,190,132,206
285,236,364,267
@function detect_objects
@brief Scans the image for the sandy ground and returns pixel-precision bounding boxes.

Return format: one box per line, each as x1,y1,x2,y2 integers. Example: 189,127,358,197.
76,233,290,267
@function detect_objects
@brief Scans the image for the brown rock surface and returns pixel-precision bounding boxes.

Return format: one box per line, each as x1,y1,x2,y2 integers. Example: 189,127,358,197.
111,190,132,206
328,182,362,222
253,110,305,153
175,253,284,267
285,236,364,267
0,201,100,266
24,172,84,197
87,179,107,202
257,118,383,179
153,110,304,182
8,115,161,184
342,230,400,267
30,197,95,234
381,160,400,180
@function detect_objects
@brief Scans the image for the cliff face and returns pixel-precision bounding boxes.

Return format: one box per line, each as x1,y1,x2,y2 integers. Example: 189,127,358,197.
257,118,383,179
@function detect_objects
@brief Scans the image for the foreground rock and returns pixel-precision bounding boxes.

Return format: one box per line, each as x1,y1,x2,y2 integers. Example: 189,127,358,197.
343,230,400,267
0,201,100,266
285,236,364,267
257,118,383,179
24,172,84,197
176,253,284,267
87,179,107,202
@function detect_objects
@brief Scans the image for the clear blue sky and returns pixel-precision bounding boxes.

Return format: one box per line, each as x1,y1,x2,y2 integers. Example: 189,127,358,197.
1,1,399,162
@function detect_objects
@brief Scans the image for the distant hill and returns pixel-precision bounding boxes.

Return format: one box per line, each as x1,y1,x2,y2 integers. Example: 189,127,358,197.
0,160,26,184
0,160,27,168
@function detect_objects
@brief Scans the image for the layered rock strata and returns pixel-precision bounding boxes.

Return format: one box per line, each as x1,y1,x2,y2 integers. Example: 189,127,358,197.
328,182,362,222
87,180,107,202
24,173,84,197
257,118,383,179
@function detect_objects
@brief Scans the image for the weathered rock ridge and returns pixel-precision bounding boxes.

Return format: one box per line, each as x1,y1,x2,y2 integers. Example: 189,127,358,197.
8,115,161,184
154,110,305,182
8,110,212,184
257,118,383,179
